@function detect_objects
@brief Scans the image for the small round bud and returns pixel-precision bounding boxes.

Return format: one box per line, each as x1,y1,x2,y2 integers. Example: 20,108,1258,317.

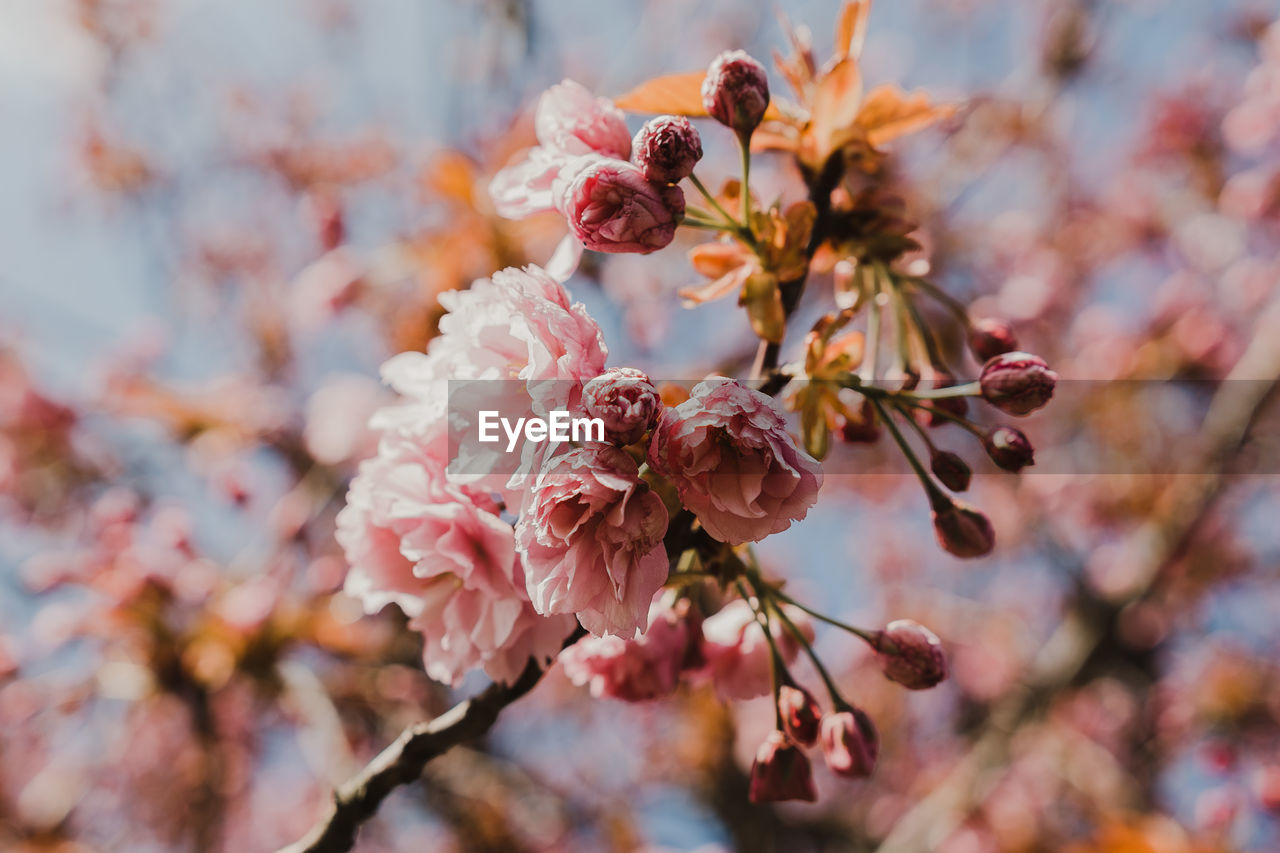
930,496,995,558
968,317,1018,362
872,619,947,689
632,116,703,184
839,398,881,443
819,708,878,778
582,368,663,446
930,449,971,492
749,731,817,803
979,352,1057,416
983,426,1035,471
778,685,822,747
702,50,770,138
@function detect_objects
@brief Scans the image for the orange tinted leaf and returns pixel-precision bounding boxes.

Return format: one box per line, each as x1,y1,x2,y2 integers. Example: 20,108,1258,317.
806,58,864,166
615,71,709,116
679,262,753,306
740,271,785,342
813,58,864,134
688,242,751,279
750,129,800,153
857,85,956,147
422,150,476,205
835,0,872,61
615,72,787,119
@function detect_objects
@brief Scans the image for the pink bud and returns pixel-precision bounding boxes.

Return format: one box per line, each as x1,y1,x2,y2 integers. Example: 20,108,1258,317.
632,116,703,184
748,731,817,803
839,398,881,443
979,352,1057,416
702,50,770,138
582,367,662,446
983,426,1034,471
968,317,1018,362
929,449,971,492
930,495,995,558
778,685,822,746
560,159,685,254
819,709,878,778
872,619,947,689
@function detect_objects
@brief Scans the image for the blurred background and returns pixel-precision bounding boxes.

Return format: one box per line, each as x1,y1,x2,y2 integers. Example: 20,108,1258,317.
2,0,1280,850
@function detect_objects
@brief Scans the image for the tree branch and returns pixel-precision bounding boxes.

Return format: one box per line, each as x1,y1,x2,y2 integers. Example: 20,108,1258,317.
278,510,717,853
276,653,553,853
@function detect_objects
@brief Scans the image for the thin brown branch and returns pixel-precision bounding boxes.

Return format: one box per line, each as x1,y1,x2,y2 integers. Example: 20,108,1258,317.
276,652,555,853
279,509,717,853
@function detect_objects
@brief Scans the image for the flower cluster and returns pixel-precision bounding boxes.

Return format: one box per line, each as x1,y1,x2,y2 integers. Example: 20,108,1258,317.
340,34,1052,811
338,264,824,684
490,80,699,278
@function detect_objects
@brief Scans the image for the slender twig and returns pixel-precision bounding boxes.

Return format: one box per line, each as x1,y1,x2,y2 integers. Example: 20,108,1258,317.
275,636,579,853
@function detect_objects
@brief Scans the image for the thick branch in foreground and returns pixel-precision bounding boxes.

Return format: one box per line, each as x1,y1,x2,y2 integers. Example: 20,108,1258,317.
277,650,558,853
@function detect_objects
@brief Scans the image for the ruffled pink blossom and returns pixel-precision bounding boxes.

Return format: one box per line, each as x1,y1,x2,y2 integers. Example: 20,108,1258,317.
489,81,685,279
517,445,670,637
557,158,684,254
534,80,632,159
557,592,695,700
648,378,822,544
337,427,575,685
696,599,813,700
369,264,607,498
488,80,630,220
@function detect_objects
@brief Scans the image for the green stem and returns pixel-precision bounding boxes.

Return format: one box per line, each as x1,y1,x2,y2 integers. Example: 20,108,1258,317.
765,586,876,645
688,173,740,230
870,397,946,503
905,276,970,326
903,381,981,400
861,268,883,383
766,594,849,710
738,135,753,231
895,395,986,438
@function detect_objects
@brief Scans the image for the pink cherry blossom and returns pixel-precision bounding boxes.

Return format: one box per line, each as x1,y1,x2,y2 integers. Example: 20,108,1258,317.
516,445,670,637
557,158,684,254
337,428,575,685
534,80,632,159
648,378,823,544
557,592,695,700
488,80,631,220
696,599,813,700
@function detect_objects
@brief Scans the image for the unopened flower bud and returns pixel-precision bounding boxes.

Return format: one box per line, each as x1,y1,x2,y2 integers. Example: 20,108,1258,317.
819,708,878,778
558,159,685,254
632,116,703,184
930,449,971,492
840,398,880,443
872,619,947,689
968,317,1018,362
778,685,822,746
702,50,770,138
749,730,817,803
582,368,663,446
979,352,1057,416
983,426,1035,471
930,494,995,558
